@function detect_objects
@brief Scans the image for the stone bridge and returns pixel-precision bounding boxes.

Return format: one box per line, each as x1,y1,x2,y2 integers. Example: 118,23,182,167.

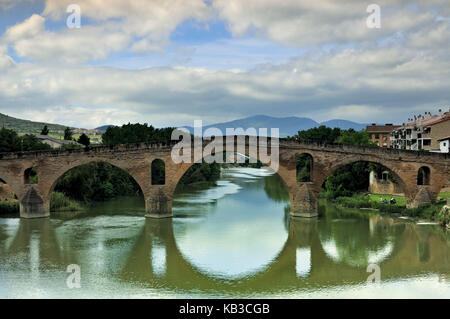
0,136,449,219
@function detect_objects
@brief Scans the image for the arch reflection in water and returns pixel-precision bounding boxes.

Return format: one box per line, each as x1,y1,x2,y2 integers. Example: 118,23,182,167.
1,167,450,298
172,167,290,279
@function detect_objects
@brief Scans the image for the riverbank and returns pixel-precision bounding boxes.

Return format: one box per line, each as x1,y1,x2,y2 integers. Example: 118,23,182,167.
0,192,84,215
329,193,449,226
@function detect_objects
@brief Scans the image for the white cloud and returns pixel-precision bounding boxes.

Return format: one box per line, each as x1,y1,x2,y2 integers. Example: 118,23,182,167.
212,0,443,46
0,41,449,127
0,0,36,10
4,14,45,42
0,1,449,127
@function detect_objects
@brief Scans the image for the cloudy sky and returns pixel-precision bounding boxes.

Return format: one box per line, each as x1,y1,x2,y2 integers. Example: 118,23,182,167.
0,0,449,128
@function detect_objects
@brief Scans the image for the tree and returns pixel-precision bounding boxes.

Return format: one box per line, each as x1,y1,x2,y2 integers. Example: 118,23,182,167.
336,129,377,147
0,127,21,152
0,128,51,153
64,127,73,141
296,126,342,144
41,125,49,135
101,123,175,146
77,133,90,146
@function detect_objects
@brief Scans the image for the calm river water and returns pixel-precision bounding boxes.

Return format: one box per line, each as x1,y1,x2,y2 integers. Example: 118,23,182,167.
0,167,449,298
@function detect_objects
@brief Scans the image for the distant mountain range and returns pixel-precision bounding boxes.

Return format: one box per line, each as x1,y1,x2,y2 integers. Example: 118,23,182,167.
95,125,115,131
183,115,369,137
1,112,370,137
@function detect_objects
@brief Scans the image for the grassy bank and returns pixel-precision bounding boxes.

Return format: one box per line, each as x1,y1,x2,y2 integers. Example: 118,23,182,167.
50,192,84,212
330,193,447,222
0,192,83,215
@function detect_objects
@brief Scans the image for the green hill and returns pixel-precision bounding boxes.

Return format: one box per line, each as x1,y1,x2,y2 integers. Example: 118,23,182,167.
0,113,74,134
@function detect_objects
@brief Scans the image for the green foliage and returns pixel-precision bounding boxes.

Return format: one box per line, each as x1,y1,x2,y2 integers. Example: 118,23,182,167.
41,125,49,135
28,167,38,184
336,129,377,146
64,127,73,141
332,194,446,220
77,133,90,146
0,201,19,215
102,123,175,145
437,206,450,226
296,125,341,144
296,154,312,182
151,159,165,185
0,128,51,152
264,174,289,202
179,162,221,185
324,162,376,199
241,158,263,168
54,162,141,202
50,192,83,212
0,112,70,134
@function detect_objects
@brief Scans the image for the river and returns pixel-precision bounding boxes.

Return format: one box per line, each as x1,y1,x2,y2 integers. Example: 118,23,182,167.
0,167,449,298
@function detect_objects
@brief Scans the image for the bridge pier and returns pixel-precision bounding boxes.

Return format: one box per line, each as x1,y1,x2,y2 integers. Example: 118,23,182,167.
19,187,49,219
406,186,435,209
289,184,319,218
145,188,173,219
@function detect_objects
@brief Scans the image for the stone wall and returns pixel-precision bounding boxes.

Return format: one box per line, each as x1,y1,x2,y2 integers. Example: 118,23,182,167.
368,172,403,195
0,183,16,202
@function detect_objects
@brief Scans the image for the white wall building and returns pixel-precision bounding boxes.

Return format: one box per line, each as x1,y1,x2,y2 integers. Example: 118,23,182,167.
438,137,450,153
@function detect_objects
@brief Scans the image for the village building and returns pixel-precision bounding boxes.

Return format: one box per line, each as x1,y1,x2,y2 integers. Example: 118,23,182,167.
390,109,450,151
34,135,83,149
366,123,400,148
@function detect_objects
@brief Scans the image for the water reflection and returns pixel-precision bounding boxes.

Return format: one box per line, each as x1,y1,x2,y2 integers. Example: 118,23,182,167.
0,168,449,298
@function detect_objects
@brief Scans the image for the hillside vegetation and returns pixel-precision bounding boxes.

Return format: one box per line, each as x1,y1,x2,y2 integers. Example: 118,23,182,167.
0,113,73,134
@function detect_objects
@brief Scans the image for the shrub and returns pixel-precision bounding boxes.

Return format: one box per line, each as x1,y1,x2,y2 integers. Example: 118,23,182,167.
50,192,83,212
0,201,19,214
437,206,450,226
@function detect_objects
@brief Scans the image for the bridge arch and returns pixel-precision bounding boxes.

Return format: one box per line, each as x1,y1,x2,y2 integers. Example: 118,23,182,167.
167,150,292,208
317,158,410,198
44,160,146,213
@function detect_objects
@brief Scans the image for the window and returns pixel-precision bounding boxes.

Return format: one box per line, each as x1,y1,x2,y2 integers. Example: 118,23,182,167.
151,159,165,185
417,167,430,185
24,167,38,184
375,134,380,139
296,153,313,182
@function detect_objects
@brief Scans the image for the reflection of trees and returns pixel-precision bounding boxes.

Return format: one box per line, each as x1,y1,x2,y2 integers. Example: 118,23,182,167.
6,219,76,270
263,174,289,203
317,204,403,267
